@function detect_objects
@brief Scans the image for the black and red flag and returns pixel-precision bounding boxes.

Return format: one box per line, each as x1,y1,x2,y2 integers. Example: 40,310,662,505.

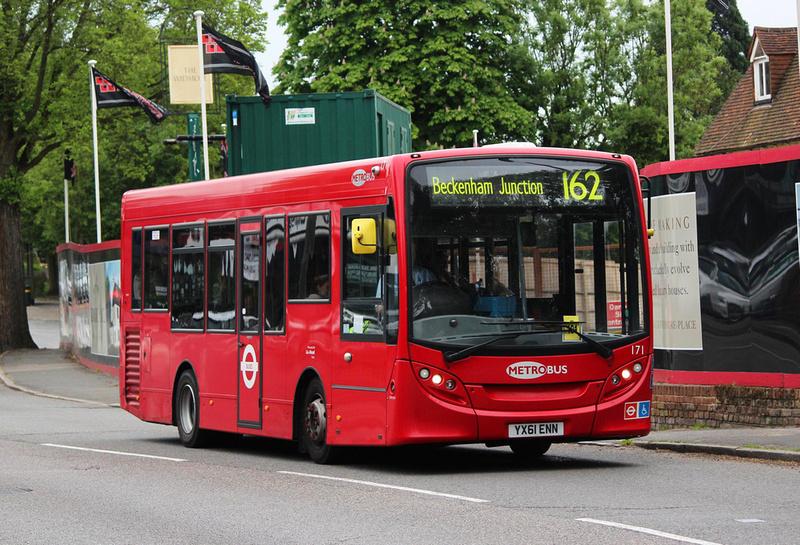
202,25,271,107
91,67,169,123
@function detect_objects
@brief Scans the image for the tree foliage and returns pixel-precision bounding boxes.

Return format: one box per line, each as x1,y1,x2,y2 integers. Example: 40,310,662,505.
521,0,635,148
706,0,750,98
274,0,534,148
275,0,734,166
3,0,746,351
0,0,268,350
604,0,728,166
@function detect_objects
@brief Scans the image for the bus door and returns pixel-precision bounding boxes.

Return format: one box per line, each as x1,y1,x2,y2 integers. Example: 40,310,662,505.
261,215,287,437
237,218,262,429
335,205,396,444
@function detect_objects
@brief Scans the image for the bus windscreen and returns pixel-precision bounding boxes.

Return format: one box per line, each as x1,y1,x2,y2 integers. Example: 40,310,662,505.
407,156,648,354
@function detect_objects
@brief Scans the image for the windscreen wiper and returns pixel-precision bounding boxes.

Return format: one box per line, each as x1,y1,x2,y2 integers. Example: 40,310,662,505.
443,331,548,365
497,320,615,361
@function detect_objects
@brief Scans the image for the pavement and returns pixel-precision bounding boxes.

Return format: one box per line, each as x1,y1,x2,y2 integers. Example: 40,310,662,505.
3,299,800,462
0,348,119,407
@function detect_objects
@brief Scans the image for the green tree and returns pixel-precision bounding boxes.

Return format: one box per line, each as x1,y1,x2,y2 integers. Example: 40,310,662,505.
523,0,632,148
1,0,267,351
606,0,727,166
707,0,749,74
274,0,534,148
706,0,750,99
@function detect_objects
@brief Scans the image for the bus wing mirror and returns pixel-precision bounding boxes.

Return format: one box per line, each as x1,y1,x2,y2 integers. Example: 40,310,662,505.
381,219,397,255
352,218,377,254
640,175,654,238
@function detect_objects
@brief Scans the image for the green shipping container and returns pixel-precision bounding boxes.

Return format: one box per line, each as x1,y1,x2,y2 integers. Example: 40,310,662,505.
226,89,412,176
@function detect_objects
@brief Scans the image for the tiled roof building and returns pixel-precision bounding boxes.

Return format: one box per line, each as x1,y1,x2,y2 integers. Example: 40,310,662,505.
695,27,800,156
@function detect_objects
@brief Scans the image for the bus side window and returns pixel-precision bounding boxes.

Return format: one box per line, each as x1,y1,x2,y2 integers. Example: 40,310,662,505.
341,212,384,339
207,222,236,331
131,228,142,311
171,224,204,330
144,226,169,310
288,213,330,301
264,216,286,331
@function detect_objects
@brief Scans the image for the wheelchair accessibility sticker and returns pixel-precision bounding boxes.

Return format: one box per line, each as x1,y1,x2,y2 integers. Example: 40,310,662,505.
624,401,650,420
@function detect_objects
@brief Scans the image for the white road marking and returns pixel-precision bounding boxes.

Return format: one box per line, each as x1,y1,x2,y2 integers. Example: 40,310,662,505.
279,471,489,503
577,518,722,545
42,443,187,462
735,519,765,523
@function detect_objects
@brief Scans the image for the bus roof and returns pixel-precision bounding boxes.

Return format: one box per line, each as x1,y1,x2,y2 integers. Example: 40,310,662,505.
121,145,638,222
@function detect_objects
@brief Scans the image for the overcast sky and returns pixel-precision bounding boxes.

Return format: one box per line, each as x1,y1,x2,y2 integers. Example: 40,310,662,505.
256,0,799,91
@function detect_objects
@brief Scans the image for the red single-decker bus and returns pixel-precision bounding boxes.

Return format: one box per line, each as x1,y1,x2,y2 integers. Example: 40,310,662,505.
119,144,653,463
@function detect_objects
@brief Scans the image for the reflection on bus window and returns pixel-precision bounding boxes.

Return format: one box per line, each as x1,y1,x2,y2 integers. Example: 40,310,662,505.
171,225,205,330
240,232,261,333
207,223,235,330
265,216,286,331
340,206,400,341
144,227,169,310
131,229,142,311
288,213,330,300
407,157,647,351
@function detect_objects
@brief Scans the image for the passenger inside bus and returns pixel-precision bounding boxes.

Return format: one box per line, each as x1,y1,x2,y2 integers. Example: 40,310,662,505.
309,274,330,299
432,249,455,286
411,239,437,286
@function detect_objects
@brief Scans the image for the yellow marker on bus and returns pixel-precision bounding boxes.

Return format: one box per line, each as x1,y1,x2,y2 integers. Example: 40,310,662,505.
563,315,580,342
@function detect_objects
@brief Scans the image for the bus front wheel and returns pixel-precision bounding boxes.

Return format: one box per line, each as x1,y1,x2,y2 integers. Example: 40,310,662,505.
302,378,340,464
176,370,208,448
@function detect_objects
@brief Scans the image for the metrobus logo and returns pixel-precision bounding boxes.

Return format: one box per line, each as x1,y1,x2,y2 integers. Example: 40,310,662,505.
506,362,568,380
351,168,375,187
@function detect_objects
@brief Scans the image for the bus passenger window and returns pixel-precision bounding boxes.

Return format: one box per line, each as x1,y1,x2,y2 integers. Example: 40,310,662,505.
207,222,236,331
144,227,169,310
240,232,261,333
341,212,388,339
288,213,330,301
171,225,204,330
131,229,142,311
264,216,285,332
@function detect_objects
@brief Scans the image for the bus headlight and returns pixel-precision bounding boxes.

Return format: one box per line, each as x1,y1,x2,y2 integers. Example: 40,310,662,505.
411,362,472,407
601,357,649,402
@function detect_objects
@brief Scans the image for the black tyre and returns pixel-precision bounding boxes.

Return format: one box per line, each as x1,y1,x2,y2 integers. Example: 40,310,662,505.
510,439,551,458
176,370,209,448
302,378,340,464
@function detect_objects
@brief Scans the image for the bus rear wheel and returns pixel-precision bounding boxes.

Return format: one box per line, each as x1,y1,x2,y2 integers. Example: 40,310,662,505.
176,370,208,448
510,439,551,458
302,378,340,464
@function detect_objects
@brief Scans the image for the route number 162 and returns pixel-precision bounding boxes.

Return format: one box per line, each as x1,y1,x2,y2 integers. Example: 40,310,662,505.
563,171,603,201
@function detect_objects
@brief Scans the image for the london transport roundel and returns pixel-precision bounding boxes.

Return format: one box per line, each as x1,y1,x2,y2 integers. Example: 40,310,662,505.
240,344,259,389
